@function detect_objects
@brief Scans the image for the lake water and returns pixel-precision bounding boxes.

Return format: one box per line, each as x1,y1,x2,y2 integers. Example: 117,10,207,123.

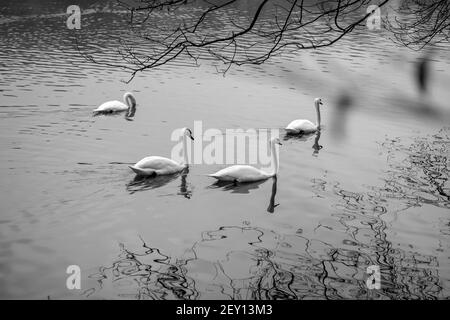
0,0,449,299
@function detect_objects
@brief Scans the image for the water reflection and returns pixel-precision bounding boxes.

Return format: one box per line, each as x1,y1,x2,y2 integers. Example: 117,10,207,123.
323,183,445,299
126,168,192,199
84,129,448,299
208,177,279,213
125,104,136,120
208,177,280,213
312,131,323,156
283,131,314,142
83,239,198,299
267,177,279,214
376,127,449,209
283,130,323,156
2,0,450,300
85,218,446,299
208,178,266,194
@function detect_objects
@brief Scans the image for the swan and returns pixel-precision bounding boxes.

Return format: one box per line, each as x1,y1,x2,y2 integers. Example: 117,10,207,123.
93,92,136,115
208,137,282,183
285,98,324,134
129,128,194,176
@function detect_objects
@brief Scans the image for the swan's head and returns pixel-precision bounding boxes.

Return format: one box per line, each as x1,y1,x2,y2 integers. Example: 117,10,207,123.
315,97,324,107
123,92,137,108
271,137,282,146
182,127,195,141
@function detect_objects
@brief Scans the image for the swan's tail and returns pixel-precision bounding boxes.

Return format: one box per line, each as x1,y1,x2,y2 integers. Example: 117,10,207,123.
128,166,154,176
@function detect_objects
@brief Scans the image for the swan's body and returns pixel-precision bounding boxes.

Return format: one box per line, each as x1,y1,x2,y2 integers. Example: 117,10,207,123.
129,128,194,177
129,156,185,176
285,98,324,134
208,138,281,183
93,92,136,114
208,165,273,182
285,119,317,133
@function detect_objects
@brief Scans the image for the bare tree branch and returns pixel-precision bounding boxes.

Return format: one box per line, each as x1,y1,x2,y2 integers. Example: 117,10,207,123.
72,0,447,81
386,0,450,50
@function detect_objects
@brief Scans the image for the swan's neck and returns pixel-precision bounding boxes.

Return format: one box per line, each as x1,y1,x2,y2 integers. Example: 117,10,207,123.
182,132,189,166
124,93,136,109
271,142,279,176
315,102,321,129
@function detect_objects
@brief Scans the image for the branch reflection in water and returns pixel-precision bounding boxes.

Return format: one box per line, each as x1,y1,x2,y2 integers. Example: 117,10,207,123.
83,237,198,300
376,127,449,209
83,219,445,299
83,129,448,299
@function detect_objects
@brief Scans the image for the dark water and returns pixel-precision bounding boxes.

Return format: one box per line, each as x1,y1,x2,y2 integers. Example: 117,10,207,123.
0,0,449,299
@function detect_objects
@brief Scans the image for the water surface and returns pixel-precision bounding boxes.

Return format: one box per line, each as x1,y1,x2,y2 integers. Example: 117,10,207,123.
0,0,449,299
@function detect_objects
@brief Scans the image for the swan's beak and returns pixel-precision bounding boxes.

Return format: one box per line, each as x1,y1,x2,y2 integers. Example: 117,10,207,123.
319,101,323,106
189,135,194,141
277,142,282,145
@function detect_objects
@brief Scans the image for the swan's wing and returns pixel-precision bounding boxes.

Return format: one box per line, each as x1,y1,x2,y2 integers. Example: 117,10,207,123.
286,119,316,132
134,156,181,171
209,165,269,182
94,100,128,112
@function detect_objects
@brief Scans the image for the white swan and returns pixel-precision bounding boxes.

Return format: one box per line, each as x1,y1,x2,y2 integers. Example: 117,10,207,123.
93,92,136,114
129,128,194,176
208,137,282,183
285,97,324,134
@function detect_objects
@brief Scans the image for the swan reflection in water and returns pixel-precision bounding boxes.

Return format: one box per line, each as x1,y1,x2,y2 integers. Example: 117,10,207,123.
283,130,322,156
126,168,192,198
209,177,279,213
125,104,137,121
267,177,279,213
